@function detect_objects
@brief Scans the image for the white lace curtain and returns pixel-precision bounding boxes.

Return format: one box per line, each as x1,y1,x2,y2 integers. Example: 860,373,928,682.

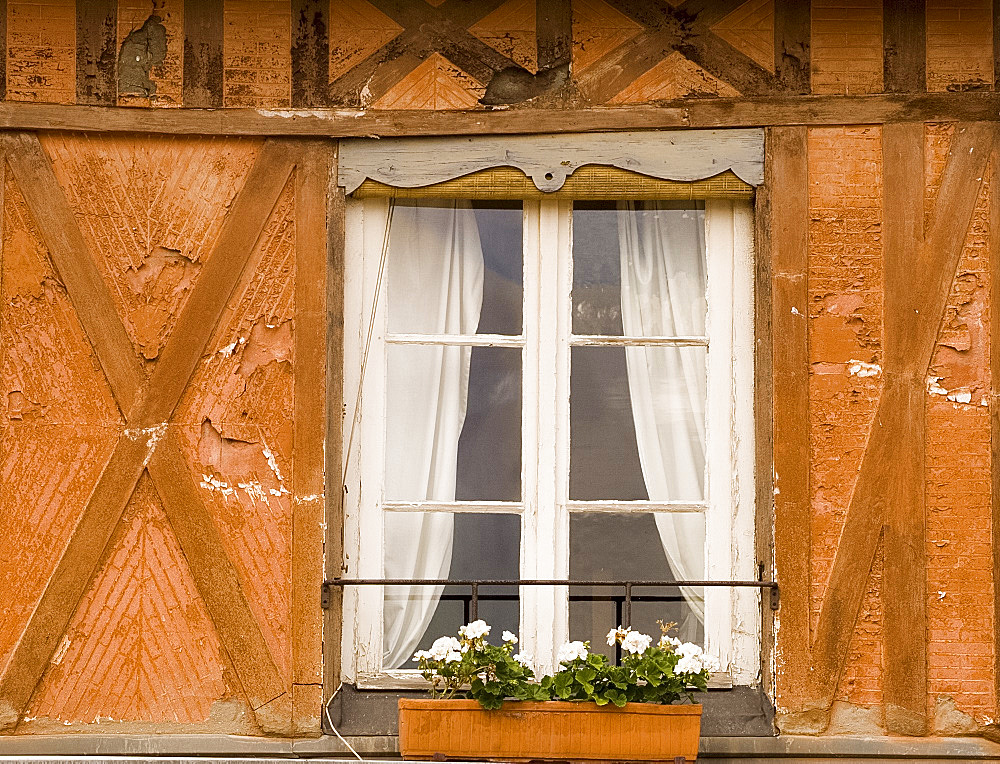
376,199,485,669
617,201,734,625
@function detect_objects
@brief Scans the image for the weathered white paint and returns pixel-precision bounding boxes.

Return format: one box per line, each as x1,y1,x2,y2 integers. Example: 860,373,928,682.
338,130,765,193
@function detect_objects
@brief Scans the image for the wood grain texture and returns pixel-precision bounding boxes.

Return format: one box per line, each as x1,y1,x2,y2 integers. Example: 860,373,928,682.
292,0,329,108
879,121,927,735
767,126,811,710
536,0,570,70
76,0,117,105
290,139,333,734
323,182,346,702
753,135,775,700
183,0,222,107
991,141,1000,725
0,0,6,99
7,94,1000,136
774,0,809,94
811,122,994,715
883,0,925,94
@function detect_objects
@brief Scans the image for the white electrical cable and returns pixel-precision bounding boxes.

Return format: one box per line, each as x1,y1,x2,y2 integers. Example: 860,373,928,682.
324,682,364,761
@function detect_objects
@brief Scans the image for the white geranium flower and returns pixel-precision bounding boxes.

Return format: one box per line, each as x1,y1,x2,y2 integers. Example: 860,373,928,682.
675,655,703,675
659,635,682,649
513,652,532,667
412,650,431,662
701,653,722,673
621,630,652,655
677,642,703,658
557,640,589,663
502,630,518,644
429,636,462,660
606,628,618,646
459,620,491,639
444,650,463,663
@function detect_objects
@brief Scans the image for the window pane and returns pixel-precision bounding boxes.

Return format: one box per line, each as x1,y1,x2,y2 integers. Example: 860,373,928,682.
569,512,704,660
570,346,706,502
572,201,706,337
387,199,522,335
386,345,521,501
384,512,520,668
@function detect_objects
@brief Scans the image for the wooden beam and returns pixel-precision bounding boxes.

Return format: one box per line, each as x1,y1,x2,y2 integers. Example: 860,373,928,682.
1,133,141,415
290,139,333,733
991,142,1000,728
292,0,329,108
883,0,925,93
754,128,775,699
135,140,297,424
767,126,812,712
0,0,6,100
323,180,346,703
147,441,288,722
76,0,117,106
4,94,1000,137
880,121,928,736
183,0,223,108
0,136,299,732
536,0,571,70
775,1,810,94
811,123,993,713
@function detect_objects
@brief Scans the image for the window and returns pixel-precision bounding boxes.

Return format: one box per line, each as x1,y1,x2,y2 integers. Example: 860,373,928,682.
340,133,761,687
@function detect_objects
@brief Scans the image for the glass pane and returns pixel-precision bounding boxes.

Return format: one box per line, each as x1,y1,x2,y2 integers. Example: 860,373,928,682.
570,346,706,502
386,345,521,501
569,512,704,660
572,201,706,337
384,512,520,668
387,199,522,335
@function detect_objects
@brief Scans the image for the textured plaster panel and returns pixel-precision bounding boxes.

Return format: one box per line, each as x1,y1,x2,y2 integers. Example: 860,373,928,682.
25,474,232,726
468,0,537,73
224,0,292,108
809,0,883,95
806,125,884,707
6,0,76,103
373,53,482,110
926,0,993,92
118,0,185,107
608,51,740,104
571,0,642,76
710,0,774,72
39,134,261,364
175,176,297,689
327,0,402,83
923,124,995,723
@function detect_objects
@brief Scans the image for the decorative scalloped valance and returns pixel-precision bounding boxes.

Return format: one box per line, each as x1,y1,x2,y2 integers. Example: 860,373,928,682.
338,129,765,194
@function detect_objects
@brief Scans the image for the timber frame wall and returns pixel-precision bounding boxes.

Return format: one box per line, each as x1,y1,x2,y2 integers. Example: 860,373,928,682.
1,0,1000,750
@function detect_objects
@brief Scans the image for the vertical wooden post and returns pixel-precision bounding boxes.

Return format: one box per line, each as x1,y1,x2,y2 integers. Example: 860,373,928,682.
183,0,223,108
323,151,347,705
883,0,925,93
768,125,813,718
775,2,811,94
76,0,116,105
292,138,335,734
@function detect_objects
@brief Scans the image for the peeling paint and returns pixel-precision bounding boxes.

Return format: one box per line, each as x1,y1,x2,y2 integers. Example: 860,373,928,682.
847,360,881,377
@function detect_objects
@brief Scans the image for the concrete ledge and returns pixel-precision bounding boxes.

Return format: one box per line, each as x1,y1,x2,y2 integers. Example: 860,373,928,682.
1,733,999,760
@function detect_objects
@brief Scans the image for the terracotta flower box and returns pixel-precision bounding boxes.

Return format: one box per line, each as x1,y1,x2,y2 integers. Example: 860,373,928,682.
398,698,702,763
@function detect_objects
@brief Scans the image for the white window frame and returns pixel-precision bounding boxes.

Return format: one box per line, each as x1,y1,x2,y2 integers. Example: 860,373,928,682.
341,192,758,689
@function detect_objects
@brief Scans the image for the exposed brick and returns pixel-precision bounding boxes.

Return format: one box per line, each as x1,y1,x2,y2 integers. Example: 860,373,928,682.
6,0,75,103
810,0,883,94
926,0,993,92
223,0,291,107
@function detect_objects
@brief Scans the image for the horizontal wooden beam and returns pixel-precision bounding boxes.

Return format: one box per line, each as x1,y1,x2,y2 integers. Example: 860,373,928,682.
3,93,1000,137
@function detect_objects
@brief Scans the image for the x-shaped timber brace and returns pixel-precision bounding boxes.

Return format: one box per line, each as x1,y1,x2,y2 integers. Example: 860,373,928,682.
771,122,999,736
330,0,800,106
0,134,331,733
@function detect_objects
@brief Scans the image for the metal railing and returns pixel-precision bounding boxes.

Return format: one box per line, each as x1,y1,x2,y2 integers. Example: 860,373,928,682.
322,578,780,627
